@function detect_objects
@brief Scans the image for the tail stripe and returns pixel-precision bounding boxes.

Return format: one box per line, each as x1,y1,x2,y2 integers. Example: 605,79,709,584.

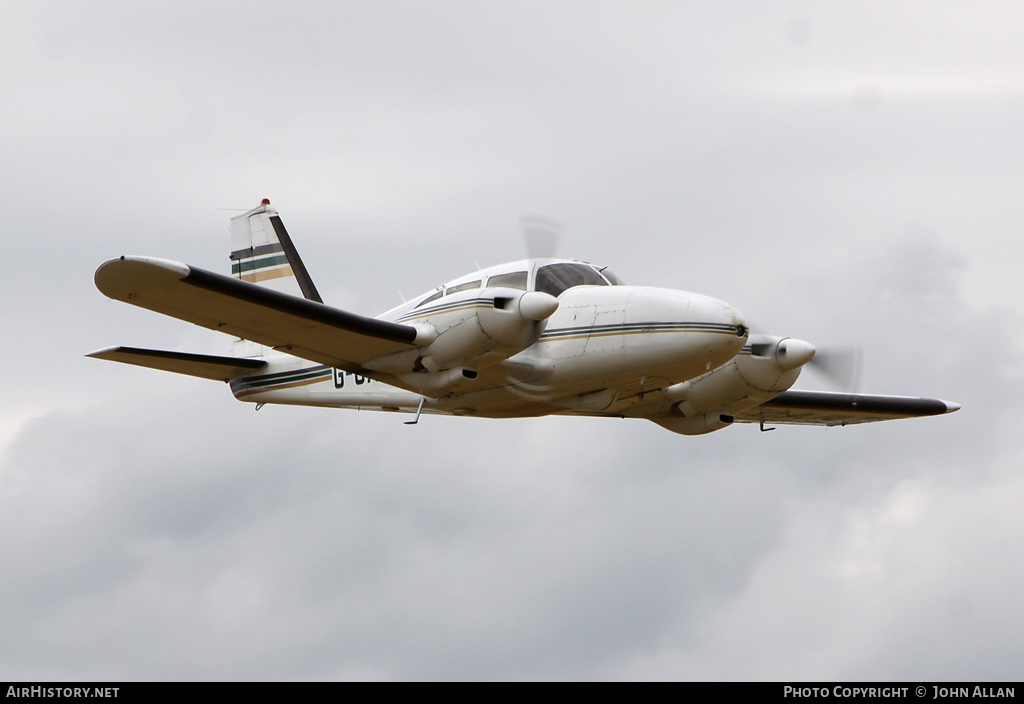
232,255,291,275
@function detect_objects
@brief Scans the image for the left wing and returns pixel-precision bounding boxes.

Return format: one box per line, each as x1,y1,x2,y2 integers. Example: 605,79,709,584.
734,390,961,427
95,256,421,372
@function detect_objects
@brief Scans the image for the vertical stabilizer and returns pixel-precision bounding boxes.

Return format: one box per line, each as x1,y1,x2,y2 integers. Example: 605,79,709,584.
229,200,323,302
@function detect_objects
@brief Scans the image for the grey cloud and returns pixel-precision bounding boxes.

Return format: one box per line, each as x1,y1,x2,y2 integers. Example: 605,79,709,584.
0,400,788,679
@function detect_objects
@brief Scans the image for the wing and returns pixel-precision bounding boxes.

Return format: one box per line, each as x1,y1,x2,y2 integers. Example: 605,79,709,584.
734,390,961,427
87,346,268,382
95,257,421,371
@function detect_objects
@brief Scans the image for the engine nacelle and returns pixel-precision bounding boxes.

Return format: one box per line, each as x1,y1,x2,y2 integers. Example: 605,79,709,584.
364,288,559,383
740,334,815,389
650,334,814,434
477,290,559,348
421,288,558,371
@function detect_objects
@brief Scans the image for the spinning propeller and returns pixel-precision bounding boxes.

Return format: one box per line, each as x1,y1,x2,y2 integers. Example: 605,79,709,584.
521,215,561,259
806,345,863,394
751,334,864,393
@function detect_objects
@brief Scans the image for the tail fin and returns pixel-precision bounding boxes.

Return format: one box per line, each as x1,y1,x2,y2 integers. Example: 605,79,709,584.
229,199,323,302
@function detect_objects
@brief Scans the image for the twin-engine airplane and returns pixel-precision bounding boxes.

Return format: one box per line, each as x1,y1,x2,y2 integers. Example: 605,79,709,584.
89,200,960,435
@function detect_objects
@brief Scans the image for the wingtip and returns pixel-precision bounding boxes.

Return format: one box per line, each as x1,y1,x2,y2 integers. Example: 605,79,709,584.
85,346,121,360
96,256,191,278
95,257,192,299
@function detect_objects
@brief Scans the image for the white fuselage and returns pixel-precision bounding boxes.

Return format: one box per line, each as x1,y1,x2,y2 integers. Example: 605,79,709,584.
227,258,785,426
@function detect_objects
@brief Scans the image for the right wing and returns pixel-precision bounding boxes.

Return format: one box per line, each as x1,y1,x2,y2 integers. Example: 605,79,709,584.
734,390,961,426
95,256,421,372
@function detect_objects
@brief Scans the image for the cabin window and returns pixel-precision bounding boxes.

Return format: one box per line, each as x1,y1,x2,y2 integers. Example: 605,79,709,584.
446,280,481,295
486,271,528,290
535,263,609,297
415,290,444,308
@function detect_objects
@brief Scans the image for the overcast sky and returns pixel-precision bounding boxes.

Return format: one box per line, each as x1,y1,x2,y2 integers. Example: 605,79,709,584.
1,1,1022,680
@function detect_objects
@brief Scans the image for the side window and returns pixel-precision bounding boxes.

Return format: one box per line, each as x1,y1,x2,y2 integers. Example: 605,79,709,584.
446,280,481,295
415,289,444,308
535,263,609,297
486,271,528,290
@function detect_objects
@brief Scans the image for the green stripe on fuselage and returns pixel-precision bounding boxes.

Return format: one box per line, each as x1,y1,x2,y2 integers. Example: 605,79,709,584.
234,367,332,391
396,299,492,322
539,322,738,340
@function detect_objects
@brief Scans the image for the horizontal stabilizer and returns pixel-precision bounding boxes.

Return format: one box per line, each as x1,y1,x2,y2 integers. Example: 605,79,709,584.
734,390,961,427
87,346,267,382
94,257,420,371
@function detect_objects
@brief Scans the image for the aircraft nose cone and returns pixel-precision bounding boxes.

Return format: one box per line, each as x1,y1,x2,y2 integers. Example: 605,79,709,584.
690,295,748,337
727,305,749,338
685,294,749,366
622,288,747,374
